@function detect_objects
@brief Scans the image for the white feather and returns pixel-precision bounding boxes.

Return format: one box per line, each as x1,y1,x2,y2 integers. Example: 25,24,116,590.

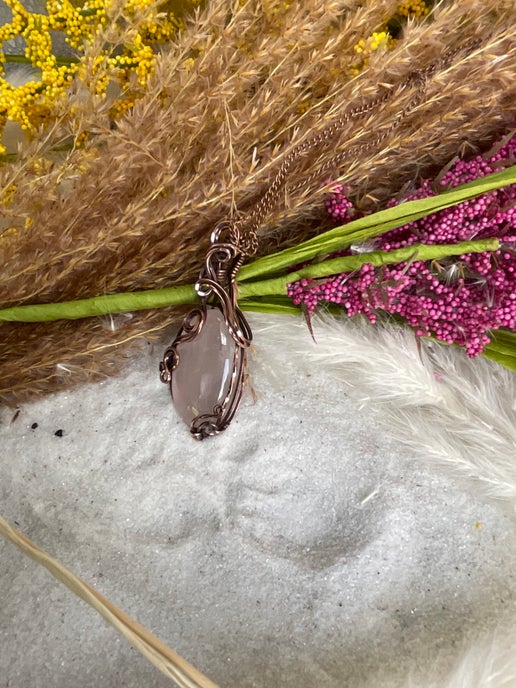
252,312,516,687
4,64,40,88
406,625,516,688
252,313,516,511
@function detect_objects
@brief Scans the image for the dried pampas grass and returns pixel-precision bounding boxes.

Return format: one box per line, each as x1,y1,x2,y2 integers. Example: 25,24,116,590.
1,0,516,402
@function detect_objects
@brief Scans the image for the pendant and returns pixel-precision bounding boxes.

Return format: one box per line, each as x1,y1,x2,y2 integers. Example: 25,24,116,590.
160,223,252,440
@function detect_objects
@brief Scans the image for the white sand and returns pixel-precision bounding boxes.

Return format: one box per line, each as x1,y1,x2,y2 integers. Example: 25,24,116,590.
1,313,515,687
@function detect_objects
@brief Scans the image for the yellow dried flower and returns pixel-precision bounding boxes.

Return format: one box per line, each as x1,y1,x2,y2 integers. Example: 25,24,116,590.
0,226,19,242
397,0,430,20
350,30,396,76
0,0,193,157
354,31,391,56
350,1,431,78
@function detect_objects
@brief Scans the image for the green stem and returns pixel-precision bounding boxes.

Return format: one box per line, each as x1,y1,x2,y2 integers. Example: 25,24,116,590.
237,238,498,299
0,238,498,323
0,284,197,323
4,54,80,67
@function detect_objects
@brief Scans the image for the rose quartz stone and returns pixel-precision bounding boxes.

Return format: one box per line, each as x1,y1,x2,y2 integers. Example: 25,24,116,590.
171,307,236,427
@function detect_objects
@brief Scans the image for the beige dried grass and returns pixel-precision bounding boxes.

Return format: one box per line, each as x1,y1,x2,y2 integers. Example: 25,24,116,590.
1,0,516,402
0,514,219,688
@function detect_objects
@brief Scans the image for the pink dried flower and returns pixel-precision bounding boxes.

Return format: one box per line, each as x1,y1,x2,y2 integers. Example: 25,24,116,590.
324,182,356,223
288,134,516,356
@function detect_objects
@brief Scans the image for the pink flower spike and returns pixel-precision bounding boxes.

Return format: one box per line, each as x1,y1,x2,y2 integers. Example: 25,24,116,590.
288,132,516,356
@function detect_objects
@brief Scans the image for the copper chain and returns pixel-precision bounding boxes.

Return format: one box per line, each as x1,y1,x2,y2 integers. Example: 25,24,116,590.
229,39,479,257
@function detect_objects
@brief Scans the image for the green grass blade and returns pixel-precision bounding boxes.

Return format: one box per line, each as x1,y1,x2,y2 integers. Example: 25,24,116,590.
239,165,516,282
481,347,516,371
238,297,302,315
482,329,516,371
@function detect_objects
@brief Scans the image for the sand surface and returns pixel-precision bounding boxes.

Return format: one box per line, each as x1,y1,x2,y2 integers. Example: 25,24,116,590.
1,314,515,687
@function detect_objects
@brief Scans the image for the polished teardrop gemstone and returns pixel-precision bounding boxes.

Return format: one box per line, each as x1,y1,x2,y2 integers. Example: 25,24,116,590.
171,307,237,428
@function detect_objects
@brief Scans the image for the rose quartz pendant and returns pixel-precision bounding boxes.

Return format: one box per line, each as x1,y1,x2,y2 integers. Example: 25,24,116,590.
160,224,252,440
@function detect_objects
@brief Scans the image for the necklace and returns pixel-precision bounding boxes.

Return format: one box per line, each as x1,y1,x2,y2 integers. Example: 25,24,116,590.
159,43,476,439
